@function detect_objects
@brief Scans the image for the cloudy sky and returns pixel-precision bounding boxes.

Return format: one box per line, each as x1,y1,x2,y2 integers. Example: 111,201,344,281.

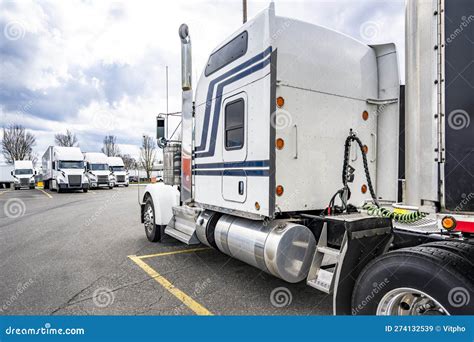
0,0,404,163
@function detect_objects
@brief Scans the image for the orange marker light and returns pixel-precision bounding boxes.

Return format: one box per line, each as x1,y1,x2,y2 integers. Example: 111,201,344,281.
362,145,368,154
255,202,260,210
276,138,285,150
276,96,285,108
362,111,369,121
361,184,367,194
441,216,456,230
276,185,284,196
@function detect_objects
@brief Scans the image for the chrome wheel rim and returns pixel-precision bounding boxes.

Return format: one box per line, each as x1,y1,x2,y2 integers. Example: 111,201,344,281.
377,287,449,315
144,204,155,235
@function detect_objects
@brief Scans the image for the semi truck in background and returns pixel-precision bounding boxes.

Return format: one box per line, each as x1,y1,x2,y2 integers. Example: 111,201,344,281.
12,160,36,190
139,1,473,315
0,164,15,189
84,152,114,189
107,156,129,187
42,146,89,193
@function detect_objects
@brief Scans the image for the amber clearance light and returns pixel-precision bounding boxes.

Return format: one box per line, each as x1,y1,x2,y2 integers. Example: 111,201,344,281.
276,185,284,196
441,216,456,231
276,138,285,150
276,96,285,108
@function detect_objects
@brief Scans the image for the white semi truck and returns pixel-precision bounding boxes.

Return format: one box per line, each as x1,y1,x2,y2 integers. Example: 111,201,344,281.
84,152,114,189
107,156,129,187
139,1,473,315
42,146,89,193
12,160,36,190
0,165,15,189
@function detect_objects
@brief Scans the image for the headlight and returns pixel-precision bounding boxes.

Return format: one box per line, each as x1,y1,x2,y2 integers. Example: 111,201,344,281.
89,174,97,180
14,179,20,184
30,178,35,183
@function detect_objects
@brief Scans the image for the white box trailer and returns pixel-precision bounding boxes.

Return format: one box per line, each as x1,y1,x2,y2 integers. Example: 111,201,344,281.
140,2,473,315
42,146,89,193
0,164,14,189
107,156,129,187
12,160,35,190
84,152,114,189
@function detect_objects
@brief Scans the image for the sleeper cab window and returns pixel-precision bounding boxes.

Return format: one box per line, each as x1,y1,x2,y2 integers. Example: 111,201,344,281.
205,31,248,76
225,98,245,150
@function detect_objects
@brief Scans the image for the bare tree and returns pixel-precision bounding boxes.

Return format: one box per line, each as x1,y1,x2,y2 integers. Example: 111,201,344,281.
140,135,156,180
55,129,78,147
101,135,121,157
1,124,36,164
120,154,137,170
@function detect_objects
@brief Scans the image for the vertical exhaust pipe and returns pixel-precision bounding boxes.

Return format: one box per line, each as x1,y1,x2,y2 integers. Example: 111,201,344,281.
179,24,192,91
179,24,193,202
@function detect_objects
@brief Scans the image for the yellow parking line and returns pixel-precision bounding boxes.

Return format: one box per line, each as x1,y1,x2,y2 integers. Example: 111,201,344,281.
136,247,211,260
128,255,213,316
37,188,52,198
0,190,11,196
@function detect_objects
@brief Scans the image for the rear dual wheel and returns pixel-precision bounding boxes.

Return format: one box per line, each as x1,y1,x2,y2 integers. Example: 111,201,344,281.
352,244,474,315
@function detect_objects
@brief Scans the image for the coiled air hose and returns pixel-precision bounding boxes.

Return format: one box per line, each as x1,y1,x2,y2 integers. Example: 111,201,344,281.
363,203,427,224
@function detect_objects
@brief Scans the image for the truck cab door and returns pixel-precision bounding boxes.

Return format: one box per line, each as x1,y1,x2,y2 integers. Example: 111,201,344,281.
221,92,248,203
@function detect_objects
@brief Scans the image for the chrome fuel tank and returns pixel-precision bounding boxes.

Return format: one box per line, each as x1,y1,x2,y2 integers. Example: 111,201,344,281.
213,215,316,283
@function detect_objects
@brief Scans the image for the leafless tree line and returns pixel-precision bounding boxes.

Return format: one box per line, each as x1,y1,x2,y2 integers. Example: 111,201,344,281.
2,125,156,177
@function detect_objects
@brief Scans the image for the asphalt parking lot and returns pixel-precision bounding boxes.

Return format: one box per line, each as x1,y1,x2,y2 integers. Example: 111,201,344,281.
0,186,332,315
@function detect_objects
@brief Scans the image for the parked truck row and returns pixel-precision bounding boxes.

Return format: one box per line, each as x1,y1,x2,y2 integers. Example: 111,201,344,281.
0,147,130,191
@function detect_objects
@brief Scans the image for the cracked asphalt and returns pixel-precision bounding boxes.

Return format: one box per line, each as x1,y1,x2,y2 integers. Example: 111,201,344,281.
0,186,331,315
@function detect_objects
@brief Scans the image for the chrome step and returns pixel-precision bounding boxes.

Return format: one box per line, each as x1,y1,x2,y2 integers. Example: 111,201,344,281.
306,223,341,294
165,204,202,245
164,226,199,245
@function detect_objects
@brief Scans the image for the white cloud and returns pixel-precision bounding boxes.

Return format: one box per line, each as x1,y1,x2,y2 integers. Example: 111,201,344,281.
0,0,404,163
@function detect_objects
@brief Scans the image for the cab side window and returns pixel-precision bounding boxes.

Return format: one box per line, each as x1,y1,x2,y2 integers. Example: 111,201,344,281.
224,99,245,150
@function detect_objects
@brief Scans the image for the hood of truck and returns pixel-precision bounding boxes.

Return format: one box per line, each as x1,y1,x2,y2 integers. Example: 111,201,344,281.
61,169,86,176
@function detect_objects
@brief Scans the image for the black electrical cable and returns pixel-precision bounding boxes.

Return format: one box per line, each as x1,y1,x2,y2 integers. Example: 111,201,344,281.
325,131,379,215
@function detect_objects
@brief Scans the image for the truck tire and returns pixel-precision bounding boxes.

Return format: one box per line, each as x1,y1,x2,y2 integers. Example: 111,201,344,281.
421,241,474,263
29,185,35,189
83,188,88,193
351,245,474,315
143,196,162,242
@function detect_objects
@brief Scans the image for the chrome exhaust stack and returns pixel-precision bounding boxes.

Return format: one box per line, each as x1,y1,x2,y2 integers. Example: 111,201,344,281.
179,23,193,202
179,24,192,91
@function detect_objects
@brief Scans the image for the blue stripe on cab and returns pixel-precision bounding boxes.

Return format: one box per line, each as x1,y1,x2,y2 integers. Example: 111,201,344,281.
193,169,269,177
194,160,269,169
196,55,272,158
196,47,272,153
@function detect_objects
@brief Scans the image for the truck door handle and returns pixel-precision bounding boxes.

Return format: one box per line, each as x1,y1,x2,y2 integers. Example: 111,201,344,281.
238,181,244,195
